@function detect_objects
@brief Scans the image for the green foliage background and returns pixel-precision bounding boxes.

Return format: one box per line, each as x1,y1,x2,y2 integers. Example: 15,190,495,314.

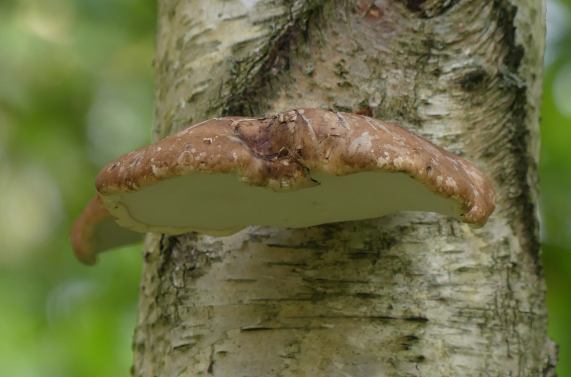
0,1,569,375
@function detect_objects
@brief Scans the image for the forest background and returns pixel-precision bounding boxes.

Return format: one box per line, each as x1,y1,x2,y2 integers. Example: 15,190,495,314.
0,0,570,376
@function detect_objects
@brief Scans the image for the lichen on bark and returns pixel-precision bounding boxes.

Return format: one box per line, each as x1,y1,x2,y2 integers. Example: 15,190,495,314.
133,1,555,376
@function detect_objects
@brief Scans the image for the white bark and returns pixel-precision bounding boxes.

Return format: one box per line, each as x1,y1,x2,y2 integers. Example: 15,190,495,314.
133,1,556,376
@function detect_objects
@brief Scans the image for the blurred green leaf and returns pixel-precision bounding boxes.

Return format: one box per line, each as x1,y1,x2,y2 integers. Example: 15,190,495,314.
1,0,570,376
0,1,154,376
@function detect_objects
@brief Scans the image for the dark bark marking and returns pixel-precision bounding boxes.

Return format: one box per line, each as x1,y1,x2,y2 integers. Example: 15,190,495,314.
491,0,540,267
222,2,326,117
457,68,489,92
401,0,461,18
400,334,421,350
494,0,525,71
157,234,176,276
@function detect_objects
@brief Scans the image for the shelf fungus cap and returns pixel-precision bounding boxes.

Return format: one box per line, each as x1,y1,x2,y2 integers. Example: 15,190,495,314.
95,108,495,236
70,196,141,265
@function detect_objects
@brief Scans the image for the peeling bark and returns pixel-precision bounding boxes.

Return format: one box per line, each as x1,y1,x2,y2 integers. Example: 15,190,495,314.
133,1,555,376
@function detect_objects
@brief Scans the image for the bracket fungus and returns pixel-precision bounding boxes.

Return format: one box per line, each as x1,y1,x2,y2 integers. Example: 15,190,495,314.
70,196,141,265
71,108,495,264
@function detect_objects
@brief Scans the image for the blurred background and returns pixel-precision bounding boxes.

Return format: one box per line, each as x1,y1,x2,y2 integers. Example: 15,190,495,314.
0,0,569,375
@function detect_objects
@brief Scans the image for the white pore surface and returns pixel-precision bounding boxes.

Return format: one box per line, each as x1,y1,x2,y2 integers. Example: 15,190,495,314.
115,171,462,234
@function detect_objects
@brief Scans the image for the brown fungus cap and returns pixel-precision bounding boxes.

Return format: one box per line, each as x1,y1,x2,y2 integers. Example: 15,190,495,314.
70,196,141,265
95,108,495,236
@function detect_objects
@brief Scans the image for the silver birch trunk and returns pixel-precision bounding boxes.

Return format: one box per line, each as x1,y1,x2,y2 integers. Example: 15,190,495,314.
132,1,557,376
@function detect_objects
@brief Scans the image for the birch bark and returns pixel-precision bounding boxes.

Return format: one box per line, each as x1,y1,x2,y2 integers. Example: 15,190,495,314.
132,1,556,376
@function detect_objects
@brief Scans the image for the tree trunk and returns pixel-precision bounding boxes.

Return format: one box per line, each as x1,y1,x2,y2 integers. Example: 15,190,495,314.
133,1,556,376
